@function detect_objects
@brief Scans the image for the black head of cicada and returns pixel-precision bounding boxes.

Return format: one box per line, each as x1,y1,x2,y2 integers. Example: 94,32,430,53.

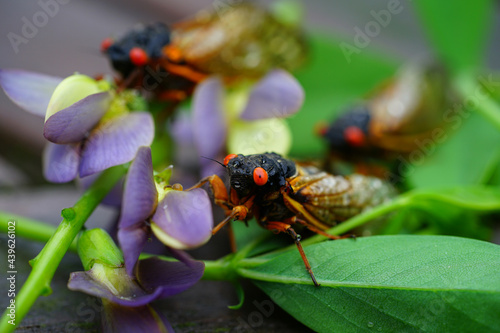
103,22,171,78
223,152,296,198
321,105,372,153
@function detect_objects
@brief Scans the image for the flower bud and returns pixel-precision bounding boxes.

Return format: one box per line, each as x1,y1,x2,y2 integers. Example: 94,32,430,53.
227,118,292,156
77,228,124,271
45,74,110,121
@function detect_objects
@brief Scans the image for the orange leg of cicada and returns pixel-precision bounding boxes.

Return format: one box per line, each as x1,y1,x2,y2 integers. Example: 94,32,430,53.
188,175,254,252
263,221,320,287
160,59,208,83
188,175,232,211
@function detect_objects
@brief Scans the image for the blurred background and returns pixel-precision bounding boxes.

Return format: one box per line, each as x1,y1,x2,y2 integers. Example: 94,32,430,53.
1,1,500,331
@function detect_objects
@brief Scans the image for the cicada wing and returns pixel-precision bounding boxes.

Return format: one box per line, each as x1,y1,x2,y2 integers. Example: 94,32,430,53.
369,62,453,152
169,3,307,77
287,169,396,229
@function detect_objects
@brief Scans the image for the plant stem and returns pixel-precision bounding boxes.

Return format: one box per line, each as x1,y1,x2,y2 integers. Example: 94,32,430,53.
0,165,126,332
454,71,500,131
202,257,236,281
0,212,77,252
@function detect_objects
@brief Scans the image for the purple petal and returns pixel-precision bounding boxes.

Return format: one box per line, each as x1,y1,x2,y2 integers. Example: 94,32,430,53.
101,301,173,333
118,225,150,276
79,173,124,207
79,112,154,177
43,142,81,183
137,257,204,298
0,69,62,117
44,92,111,144
151,189,213,249
170,111,194,145
68,270,163,307
240,69,304,120
118,147,158,229
166,248,198,268
192,76,227,159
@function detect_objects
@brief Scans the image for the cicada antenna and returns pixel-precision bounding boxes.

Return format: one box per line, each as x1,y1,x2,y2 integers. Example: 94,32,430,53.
200,156,225,168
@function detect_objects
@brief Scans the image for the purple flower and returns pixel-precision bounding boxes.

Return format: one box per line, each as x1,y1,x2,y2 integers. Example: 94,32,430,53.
68,228,204,333
118,146,213,275
185,69,304,176
0,69,154,183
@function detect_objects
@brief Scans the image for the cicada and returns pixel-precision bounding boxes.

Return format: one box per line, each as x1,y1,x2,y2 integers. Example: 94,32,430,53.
192,152,396,286
101,22,201,102
102,3,306,100
319,63,456,177
165,2,307,79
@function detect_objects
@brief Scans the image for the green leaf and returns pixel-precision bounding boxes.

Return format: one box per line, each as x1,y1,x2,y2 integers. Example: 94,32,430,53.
408,112,500,188
233,220,288,257
409,186,500,211
381,186,499,239
413,0,494,71
239,235,500,332
289,33,397,157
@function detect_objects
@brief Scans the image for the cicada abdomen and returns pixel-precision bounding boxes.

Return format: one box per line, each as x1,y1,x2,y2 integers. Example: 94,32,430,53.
287,166,396,230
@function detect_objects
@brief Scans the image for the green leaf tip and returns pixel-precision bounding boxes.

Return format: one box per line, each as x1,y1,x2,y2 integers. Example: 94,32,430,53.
227,281,245,310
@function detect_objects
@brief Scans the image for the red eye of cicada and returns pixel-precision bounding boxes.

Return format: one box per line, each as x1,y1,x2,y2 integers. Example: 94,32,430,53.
344,126,366,147
100,37,113,52
223,154,238,166
253,167,268,186
129,47,149,66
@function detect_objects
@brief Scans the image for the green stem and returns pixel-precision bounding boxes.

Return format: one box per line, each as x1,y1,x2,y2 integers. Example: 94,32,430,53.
0,165,126,332
0,212,77,252
202,257,235,281
453,71,500,131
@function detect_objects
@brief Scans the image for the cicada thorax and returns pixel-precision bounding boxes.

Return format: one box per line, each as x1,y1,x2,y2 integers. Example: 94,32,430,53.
285,165,396,230
166,3,307,79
